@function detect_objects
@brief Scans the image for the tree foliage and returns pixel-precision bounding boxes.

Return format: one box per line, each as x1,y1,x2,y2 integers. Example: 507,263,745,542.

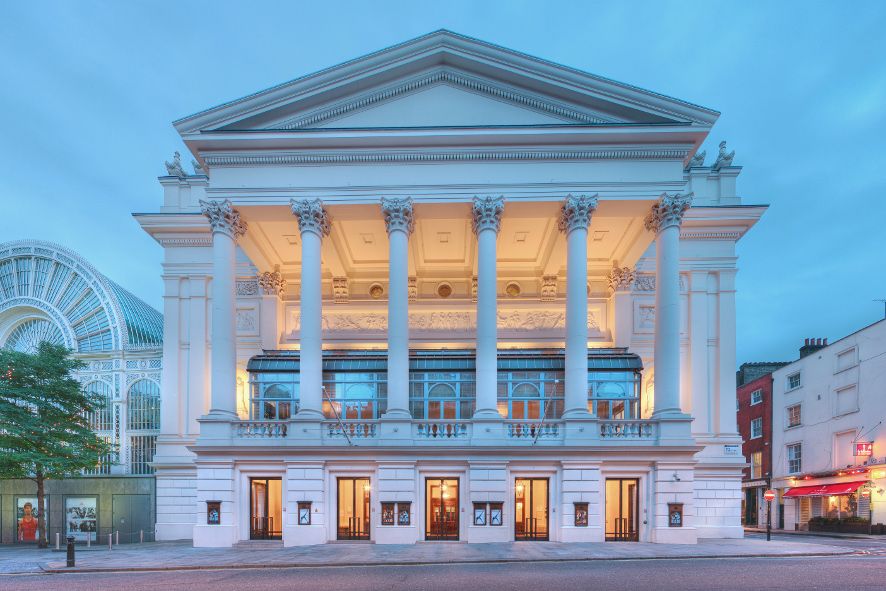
0,342,114,545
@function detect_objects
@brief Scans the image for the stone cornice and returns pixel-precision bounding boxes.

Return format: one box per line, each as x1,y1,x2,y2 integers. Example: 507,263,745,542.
199,199,247,240
558,194,598,234
380,197,415,236
202,147,691,167
290,198,331,237
471,196,505,235
274,69,612,130
679,230,742,241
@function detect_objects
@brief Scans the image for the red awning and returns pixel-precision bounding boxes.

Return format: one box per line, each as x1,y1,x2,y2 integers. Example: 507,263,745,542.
784,481,867,497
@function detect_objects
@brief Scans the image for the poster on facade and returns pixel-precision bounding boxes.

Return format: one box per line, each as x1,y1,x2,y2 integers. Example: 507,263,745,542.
16,497,47,543
65,497,97,541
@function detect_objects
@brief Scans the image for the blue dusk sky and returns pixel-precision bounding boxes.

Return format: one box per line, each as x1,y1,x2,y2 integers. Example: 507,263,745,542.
1,1,884,365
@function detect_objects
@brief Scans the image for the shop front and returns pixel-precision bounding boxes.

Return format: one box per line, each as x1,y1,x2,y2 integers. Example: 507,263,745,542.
783,480,880,533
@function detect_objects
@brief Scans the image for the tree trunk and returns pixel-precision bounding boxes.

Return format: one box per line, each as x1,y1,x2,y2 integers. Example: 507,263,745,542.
36,470,47,549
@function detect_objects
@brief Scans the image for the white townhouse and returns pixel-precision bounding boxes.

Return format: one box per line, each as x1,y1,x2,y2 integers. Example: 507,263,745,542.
135,31,764,547
772,320,886,532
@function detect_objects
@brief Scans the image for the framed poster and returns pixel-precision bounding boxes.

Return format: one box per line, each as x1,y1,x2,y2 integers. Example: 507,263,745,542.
574,502,589,527
397,502,411,526
207,501,221,525
298,502,312,525
381,502,395,526
16,497,46,543
489,503,503,526
473,503,487,526
65,497,97,541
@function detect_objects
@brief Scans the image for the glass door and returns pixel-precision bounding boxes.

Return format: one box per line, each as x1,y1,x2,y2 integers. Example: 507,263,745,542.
337,477,371,540
250,478,282,540
425,478,459,540
605,478,639,541
515,478,548,540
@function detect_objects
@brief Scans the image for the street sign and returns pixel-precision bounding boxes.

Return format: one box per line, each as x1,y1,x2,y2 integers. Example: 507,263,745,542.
854,442,873,457
763,489,776,502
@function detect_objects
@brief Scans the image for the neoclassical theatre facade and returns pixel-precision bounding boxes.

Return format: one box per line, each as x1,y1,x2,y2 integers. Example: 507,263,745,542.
0,240,162,543
137,31,764,546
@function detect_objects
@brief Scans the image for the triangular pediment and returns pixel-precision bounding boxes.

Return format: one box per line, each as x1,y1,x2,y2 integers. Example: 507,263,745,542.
175,31,718,134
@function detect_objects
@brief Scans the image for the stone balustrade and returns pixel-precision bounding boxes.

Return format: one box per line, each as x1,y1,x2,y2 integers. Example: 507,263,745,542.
414,421,470,439
599,420,657,439
235,421,288,438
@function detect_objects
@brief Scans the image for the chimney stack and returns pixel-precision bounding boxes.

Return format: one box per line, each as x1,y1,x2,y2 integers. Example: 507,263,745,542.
800,337,828,358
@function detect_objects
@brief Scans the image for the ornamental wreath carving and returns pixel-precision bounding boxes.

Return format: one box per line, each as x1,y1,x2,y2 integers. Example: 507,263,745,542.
471,196,505,235
380,197,415,236
644,193,692,234
200,199,247,239
558,194,598,234
290,198,331,237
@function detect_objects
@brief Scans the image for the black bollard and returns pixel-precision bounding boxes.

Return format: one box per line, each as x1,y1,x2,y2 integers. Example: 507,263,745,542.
66,536,76,568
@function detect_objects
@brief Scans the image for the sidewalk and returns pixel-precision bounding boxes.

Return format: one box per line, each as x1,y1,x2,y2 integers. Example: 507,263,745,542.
0,537,857,574
744,527,885,540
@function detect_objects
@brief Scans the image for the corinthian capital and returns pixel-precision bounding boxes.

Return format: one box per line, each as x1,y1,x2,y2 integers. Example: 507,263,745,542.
258,270,285,297
290,198,331,237
199,199,247,240
557,194,598,234
608,266,635,292
471,196,504,235
644,192,693,234
380,197,415,236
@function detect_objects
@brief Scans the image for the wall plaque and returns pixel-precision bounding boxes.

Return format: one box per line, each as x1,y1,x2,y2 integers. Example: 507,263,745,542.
668,503,683,527
207,501,221,525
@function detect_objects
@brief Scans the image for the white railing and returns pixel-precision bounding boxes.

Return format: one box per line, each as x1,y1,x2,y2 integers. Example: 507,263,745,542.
326,421,378,439
599,420,656,440
414,421,469,439
235,421,288,438
506,422,561,439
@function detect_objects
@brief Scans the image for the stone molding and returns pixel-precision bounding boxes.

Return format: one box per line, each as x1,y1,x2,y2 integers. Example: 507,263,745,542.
408,277,418,302
290,198,331,237
540,275,558,301
199,199,247,240
202,147,691,167
470,277,478,302
608,267,635,292
471,196,505,235
557,194,598,234
332,277,349,303
259,271,286,297
236,280,259,296
644,192,692,234
274,70,610,130
288,309,600,332
380,197,415,236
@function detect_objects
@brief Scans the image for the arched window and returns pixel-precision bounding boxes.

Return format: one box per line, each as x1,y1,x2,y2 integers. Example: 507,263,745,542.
84,381,113,431
127,380,160,431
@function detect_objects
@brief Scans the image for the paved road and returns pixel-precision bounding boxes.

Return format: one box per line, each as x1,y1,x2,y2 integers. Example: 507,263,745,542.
3,555,886,591
744,531,886,552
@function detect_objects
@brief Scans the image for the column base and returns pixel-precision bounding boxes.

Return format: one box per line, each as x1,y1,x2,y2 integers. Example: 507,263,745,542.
294,408,325,420
561,408,593,420
381,408,412,420
472,408,503,420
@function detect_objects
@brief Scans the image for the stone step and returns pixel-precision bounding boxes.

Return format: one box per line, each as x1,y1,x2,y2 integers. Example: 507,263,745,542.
233,540,284,549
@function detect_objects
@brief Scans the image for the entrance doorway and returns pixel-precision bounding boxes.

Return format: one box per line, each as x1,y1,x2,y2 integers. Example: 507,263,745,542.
337,477,370,540
250,478,282,540
605,478,639,541
515,478,548,540
425,478,459,540
744,488,759,526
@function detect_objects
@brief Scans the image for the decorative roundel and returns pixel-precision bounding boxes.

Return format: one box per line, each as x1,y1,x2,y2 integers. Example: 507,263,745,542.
369,283,384,299
436,283,453,298
505,282,521,297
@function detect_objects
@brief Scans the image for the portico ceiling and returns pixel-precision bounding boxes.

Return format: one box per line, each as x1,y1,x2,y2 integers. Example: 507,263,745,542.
236,199,652,297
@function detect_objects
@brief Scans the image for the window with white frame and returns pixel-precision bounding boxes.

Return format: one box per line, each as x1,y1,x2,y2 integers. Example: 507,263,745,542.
787,404,801,428
750,417,763,439
750,451,763,480
787,443,802,474
835,385,859,416
787,372,801,391
836,347,857,373
750,389,763,405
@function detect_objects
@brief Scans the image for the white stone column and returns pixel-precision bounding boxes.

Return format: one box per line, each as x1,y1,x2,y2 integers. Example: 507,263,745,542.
644,192,692,418
290,199,331,419
381,197,414,419
559,194,598,418
472,196,504,419
199,199,246,418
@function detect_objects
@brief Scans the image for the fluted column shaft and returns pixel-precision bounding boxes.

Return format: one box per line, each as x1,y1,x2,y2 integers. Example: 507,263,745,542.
291,199,331,419
559,195,597,418
646,193,692,417
381,198,414,418
200,199,246,418
472,196,504,419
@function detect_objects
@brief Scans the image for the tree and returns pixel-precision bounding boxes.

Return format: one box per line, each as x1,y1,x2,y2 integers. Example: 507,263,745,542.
0,342,113,548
